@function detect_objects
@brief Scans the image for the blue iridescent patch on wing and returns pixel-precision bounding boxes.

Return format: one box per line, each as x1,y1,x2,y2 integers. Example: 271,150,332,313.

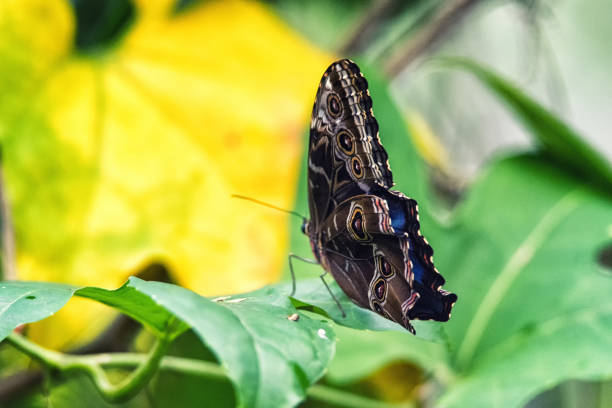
386,198,427,284
387,198,407,232
408,240,426,283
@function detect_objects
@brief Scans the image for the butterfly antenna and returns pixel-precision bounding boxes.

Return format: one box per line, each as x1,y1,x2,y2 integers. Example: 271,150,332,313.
231,194,306,220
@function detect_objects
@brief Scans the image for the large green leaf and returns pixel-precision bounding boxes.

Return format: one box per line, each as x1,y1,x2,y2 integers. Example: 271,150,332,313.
128,279,335,408
0,278,337,408
435,154,612,407
434,57,612,191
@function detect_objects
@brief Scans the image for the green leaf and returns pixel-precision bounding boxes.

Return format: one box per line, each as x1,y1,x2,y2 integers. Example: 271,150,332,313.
0,278,337,408
326,324,449,385
127,278,335,408
289,278,451,384
433,57,612,191
0,280,186,342
0,281,77,341
436,154,612,407
76,284,189,339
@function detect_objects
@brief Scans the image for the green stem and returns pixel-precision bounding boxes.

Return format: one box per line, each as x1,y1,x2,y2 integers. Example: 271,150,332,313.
6,331,70,370
6,334,407,408
308,383,412,408
102,355,406,408
93,353,228,378
103,334,171,401
6,332,171,403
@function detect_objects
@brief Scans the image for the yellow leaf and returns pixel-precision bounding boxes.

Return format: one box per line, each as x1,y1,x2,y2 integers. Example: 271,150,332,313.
405,109,451,173
0,0,331,348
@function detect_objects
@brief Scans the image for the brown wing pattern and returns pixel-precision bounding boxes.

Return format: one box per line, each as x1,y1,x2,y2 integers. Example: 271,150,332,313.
307,59,392,226
305,59,456,334
317,194,456,333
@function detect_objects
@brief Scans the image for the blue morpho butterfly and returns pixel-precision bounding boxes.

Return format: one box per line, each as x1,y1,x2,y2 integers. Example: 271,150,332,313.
293,59,456,334
236,59,456,334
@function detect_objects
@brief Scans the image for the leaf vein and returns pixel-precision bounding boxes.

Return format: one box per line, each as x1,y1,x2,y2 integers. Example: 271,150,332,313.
456,190,581,367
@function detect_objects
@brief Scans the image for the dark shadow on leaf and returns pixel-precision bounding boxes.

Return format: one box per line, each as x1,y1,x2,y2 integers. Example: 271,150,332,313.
597,243,612,274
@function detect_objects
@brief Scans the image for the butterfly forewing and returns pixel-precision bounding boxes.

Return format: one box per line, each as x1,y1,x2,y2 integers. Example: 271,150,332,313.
308,60,392,226
305,59,457,334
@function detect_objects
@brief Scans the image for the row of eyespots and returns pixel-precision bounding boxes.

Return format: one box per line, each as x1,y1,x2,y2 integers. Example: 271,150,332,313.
371,256,396,303
325,92,367,181
334,128,365,180
333,129,367,180
367,246,420,333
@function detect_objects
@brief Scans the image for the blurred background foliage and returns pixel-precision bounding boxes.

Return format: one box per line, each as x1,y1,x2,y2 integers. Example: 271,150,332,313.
1,0,611,407
0,0,329,349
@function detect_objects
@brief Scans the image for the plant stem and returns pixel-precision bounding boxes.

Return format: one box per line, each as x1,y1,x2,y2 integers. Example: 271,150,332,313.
384,0,483,77
93,353,228,379
5,332,68,371
338,0,398,55
6,333,407,408
103,355,406,408
6,332,171,403
308,383,412,408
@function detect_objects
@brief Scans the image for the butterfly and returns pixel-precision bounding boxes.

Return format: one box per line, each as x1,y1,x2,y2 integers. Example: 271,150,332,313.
298,59,457,334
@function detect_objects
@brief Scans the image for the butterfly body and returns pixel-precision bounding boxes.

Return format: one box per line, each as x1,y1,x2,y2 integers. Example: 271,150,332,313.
303,59,456,334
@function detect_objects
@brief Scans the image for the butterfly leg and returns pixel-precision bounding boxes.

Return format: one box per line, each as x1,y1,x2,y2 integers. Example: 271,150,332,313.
288,253,319,297
319,272,347,318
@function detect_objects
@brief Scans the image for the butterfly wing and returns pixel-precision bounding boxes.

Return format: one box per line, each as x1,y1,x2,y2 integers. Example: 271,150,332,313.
317,194,456,333
307,59,392,226
306,59,456,333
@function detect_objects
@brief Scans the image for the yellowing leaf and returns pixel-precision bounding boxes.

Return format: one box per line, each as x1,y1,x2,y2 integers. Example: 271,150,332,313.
0,0,331,348
405,109,451,173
